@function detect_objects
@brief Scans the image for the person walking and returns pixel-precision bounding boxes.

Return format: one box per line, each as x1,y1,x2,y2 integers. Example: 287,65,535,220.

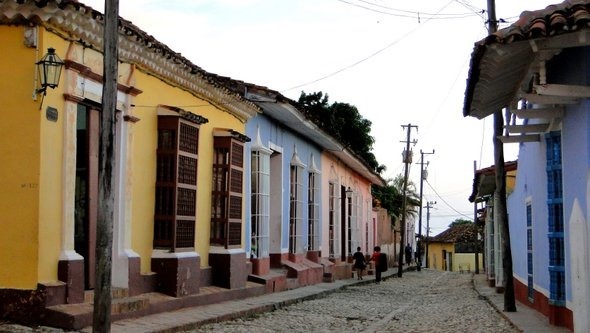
352,247,366,280
405,243,412,266
370,246,385,283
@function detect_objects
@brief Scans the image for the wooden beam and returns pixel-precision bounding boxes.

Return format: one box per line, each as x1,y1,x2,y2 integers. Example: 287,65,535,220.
498,134,540,143
530,30,590,51
506,123,549,134
520,93,579,105
512,107,564,119
535,84,590,98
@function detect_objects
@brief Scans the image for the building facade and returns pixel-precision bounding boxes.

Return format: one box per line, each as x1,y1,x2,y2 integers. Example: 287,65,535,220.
464,1,590,330
0,0,256,327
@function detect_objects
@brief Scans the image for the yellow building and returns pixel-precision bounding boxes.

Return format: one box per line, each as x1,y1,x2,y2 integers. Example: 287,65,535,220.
426,223,483,272
0,1,258,327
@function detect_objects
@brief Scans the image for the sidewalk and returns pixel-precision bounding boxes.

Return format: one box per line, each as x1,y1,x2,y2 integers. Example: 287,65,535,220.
472,273,571,333
79,269,402,333
91,268,571,333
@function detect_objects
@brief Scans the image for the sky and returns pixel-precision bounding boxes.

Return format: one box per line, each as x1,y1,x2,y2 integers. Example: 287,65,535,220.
82,0,559,236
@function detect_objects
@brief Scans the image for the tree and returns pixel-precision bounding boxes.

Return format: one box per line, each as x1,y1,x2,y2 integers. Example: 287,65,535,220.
448,218,473,227
297,91,385,173
372,175,420,226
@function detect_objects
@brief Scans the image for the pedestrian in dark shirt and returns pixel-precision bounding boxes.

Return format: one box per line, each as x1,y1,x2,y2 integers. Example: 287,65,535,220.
370,246,386,283
405,243,412,266
352,246,366,280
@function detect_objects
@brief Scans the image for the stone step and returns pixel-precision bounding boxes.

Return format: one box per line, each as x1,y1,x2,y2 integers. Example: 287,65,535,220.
44,294,151,330
83,287,129,303
42,281,267,330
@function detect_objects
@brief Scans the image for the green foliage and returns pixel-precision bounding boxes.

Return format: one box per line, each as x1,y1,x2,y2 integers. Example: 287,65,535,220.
449,218,474,227
297,91,384,173
372,175,420,226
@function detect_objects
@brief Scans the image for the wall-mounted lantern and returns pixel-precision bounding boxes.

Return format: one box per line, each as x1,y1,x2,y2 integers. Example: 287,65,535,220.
345,187,353,199
36,48,64,96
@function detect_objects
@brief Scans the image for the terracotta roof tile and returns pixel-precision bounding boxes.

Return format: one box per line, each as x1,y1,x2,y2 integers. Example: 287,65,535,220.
464,0,590,119
430,224,479,243
488,1,590,45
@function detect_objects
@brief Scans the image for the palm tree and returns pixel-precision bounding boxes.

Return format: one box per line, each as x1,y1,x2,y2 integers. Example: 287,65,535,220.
372,175,420,232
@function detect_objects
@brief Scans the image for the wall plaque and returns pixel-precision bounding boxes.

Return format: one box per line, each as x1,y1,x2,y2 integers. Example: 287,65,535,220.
46,106,58,122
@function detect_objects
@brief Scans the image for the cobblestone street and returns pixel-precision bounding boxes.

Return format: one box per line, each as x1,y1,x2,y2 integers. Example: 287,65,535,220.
187,270,518,333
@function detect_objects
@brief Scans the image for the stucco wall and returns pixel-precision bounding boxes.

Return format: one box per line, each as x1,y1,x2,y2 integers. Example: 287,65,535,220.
320,152,372,259
244,114,323,255
507,133,551,298
0,26,42,288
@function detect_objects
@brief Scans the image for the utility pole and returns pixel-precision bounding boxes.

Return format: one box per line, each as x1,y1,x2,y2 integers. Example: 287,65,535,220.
93,0,119,332
473,161,480,274
487,0,516,312
398,123,418,278
424,201,436,268
416,149,434,271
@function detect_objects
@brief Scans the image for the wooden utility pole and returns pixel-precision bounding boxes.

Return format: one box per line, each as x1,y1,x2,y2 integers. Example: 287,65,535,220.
93,0,119,331
473,161,480,275
424,201,436,268
487,0,516,312
417,149,434,272
398,123,417,278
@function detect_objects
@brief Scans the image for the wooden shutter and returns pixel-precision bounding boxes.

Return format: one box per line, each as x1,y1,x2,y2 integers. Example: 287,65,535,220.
154,117,198,251
211,133,247,247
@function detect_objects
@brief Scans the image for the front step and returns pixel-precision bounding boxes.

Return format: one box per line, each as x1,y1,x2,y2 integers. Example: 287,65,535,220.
44,294,151,330
42,282,267,330
84,287,129,303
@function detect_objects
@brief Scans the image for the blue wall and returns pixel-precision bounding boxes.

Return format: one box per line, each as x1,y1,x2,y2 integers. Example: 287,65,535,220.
245,114,323,253
561,101,590,300
508,135,550,294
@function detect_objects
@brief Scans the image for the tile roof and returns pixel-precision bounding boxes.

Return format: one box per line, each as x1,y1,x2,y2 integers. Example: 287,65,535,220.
0,0,260,121
486,0,590,44
463,0,590,119
430,223,479,243
468,160,517,203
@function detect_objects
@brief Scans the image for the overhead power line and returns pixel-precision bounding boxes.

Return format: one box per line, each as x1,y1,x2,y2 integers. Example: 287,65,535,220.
335,0,480,20
425,179,472,220
283,0,456,93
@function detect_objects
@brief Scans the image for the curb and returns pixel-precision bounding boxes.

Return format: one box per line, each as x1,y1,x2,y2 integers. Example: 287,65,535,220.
470,275,523,333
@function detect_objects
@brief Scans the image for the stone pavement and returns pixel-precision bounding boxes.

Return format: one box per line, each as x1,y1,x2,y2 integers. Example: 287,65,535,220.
0,268,572,332
86,268,570,333
472,274,571,333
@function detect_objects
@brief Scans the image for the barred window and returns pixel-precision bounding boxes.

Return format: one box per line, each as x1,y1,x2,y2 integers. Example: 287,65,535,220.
546,132,564,305
251,149,270,258
211,132,248,247
154,116,199,251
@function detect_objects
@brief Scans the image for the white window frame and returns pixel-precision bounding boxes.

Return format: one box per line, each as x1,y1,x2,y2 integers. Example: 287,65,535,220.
250,149,270,258
307,171,320,251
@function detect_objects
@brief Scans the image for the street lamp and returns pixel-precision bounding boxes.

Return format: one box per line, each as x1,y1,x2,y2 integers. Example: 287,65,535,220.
36,48,64,96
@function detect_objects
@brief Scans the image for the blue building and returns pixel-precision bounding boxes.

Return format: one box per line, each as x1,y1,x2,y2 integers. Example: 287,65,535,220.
464,1,590,330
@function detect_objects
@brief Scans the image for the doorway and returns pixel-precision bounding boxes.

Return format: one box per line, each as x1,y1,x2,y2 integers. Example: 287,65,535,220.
74,103,99,290
340,185,346,261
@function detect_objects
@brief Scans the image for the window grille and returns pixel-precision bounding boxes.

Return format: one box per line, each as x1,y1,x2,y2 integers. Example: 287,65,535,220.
210,133,248,247
250,149,270,258
328,182,336,258
526,203,534,300
289,164,303,254
154,116,200,251
307,172,320,251
546,132,565,305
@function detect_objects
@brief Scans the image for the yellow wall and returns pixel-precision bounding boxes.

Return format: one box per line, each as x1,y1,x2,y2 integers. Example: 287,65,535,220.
427,242,483,272
427,242,454,271
37,32,71,284
130,70,245,270
452,253,483,273
1,22,248,288
0,26,42,288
